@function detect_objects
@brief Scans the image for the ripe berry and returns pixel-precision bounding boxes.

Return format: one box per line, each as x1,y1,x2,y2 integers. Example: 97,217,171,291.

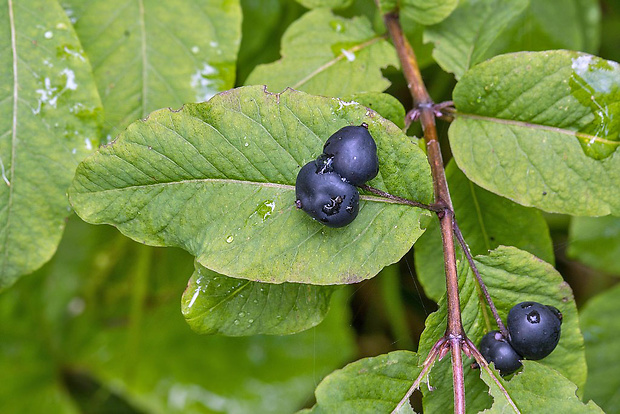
322,123,379,186
479,330,522,375
507,301,562,360
295,161,359,228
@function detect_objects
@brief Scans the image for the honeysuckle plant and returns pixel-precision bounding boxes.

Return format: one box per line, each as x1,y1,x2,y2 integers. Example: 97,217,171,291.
1,0,619,413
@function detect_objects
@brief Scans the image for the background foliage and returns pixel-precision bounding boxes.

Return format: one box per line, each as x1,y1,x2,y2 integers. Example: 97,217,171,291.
1,0,619,413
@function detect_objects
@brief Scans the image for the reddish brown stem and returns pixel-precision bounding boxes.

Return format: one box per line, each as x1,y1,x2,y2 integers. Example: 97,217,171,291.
383,11,466,414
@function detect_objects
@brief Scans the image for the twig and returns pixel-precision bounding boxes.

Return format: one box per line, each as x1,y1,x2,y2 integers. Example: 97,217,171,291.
464,338,521,413
392,337,448,413
453,222,509,337
383,11,466,414
360,185,443,212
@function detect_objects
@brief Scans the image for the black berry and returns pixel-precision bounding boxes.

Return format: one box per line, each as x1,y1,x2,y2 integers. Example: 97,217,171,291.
479,330,522,375
323,124,379,186
295,161,359,228
507,301,562,360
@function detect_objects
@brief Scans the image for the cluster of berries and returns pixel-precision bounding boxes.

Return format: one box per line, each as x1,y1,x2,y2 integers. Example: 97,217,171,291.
295,123,379,227
479,301,563,375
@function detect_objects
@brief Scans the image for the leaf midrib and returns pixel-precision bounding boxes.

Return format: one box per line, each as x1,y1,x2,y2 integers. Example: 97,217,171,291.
71,177,414,206
455,111,620,146
3,0,19,277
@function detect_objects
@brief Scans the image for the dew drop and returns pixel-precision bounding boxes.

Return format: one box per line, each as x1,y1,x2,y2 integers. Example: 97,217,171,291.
226,235,234,243
233,319,240,325
238,312,245,318
44,31,53,39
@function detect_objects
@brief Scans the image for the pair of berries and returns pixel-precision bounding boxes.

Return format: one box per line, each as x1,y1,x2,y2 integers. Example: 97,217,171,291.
295,123,379,227
479,301,563,375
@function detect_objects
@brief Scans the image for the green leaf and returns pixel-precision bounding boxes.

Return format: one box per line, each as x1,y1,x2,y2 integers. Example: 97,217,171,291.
400,0,458,26
343,92,406,129
424,0,529,79
303,350,422,413
182,261,336,335
245,9,399,97
420,246,586,413
295,0,353,9
62,0,242,138
567,216,620,275
0,0,102,289
425,0,601,79
481,361,603,413
69,85,433,285
415,161,554,302
581,283,620,412
450,51,620,216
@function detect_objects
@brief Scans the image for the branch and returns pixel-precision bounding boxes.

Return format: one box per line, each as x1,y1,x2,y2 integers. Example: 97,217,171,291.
453,222,509,337
383,11,466,414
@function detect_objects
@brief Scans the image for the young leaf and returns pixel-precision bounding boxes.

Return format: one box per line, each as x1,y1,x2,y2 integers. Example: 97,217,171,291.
414,161,554,302
245,9,399,97
69,86,433,285
581,283,620,412
481,361,603,413
61,0,242,138
342,92,406,129
0,0,102,289
182,261,336,336
400,0,458,26
567,216,620,276
450,51,620,216
302,351,423,413
420,246,586,413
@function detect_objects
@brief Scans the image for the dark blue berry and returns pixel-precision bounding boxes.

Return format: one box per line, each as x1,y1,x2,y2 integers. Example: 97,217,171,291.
295,161,359,228
323,124,379,185
479,330,522,375
507,301,562,360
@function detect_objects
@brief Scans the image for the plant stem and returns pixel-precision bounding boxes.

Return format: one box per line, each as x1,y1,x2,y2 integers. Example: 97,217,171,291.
454,223,509,337
383,11,466,414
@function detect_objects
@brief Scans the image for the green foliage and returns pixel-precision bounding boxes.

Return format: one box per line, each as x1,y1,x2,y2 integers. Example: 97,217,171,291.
182,262,336,335
581,283,620,413
69,86,433,285
451,50,620,216
295,0,353,9
425,0,601,79
302,350,422,413
568,216,620,275
0,218,355,413
0,0,101,289
245,9,399,96
420,247,585,412
415,161,554,302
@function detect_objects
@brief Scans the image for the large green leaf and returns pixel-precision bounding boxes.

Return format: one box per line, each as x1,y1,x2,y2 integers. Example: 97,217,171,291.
69,86,433,285
414,161,554,302
0,216,356,414
182,261,336,335
567,216,620,276
420,246,586,413
425,0,600,79
450,51,620,216
0,0,102,289
400,0,458,26
481,361,603,413
61,0,241,138
295,0,353,9
245,9,399,97
581,283,620,412
302,350,422,413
